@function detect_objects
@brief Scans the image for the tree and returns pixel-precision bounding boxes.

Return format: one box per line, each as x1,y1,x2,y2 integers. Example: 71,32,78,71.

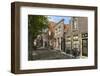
28,15,48,38
28,15,48,49
28,15,49,60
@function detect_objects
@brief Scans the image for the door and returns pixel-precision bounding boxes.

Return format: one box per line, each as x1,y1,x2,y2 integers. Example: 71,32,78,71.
82,39,88,56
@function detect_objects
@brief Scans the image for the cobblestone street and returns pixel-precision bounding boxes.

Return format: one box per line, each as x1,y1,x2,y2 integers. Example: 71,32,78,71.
29,48,74,60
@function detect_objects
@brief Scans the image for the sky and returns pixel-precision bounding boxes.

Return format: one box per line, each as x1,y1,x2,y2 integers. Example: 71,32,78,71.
48,16,71,24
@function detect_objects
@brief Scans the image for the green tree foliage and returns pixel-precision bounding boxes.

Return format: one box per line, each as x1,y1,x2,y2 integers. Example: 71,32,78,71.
28,15,49,60
28,15,49,39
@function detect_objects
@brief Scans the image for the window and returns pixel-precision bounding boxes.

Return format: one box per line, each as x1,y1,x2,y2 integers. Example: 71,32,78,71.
73,18,78,30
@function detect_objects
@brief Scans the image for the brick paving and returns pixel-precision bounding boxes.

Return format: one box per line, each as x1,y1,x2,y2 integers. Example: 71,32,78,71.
29,48,74,60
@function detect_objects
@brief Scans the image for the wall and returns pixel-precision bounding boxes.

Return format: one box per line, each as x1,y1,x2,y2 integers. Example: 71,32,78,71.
0,0,100,76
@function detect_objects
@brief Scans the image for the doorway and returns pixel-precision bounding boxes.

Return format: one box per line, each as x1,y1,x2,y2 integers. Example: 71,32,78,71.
82,39,88,56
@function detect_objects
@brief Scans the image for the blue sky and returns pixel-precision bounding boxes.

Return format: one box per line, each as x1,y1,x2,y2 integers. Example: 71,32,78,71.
48,16,71,24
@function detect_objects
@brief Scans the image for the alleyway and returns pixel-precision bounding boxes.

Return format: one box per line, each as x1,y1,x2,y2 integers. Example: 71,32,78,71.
29,48,74,60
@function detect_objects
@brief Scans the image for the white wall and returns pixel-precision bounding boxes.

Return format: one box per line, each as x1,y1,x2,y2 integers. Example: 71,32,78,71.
0,0,100,76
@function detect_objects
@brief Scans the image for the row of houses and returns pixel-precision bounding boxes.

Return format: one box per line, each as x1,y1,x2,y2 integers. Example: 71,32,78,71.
48,17,88,57
34,17,88,57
